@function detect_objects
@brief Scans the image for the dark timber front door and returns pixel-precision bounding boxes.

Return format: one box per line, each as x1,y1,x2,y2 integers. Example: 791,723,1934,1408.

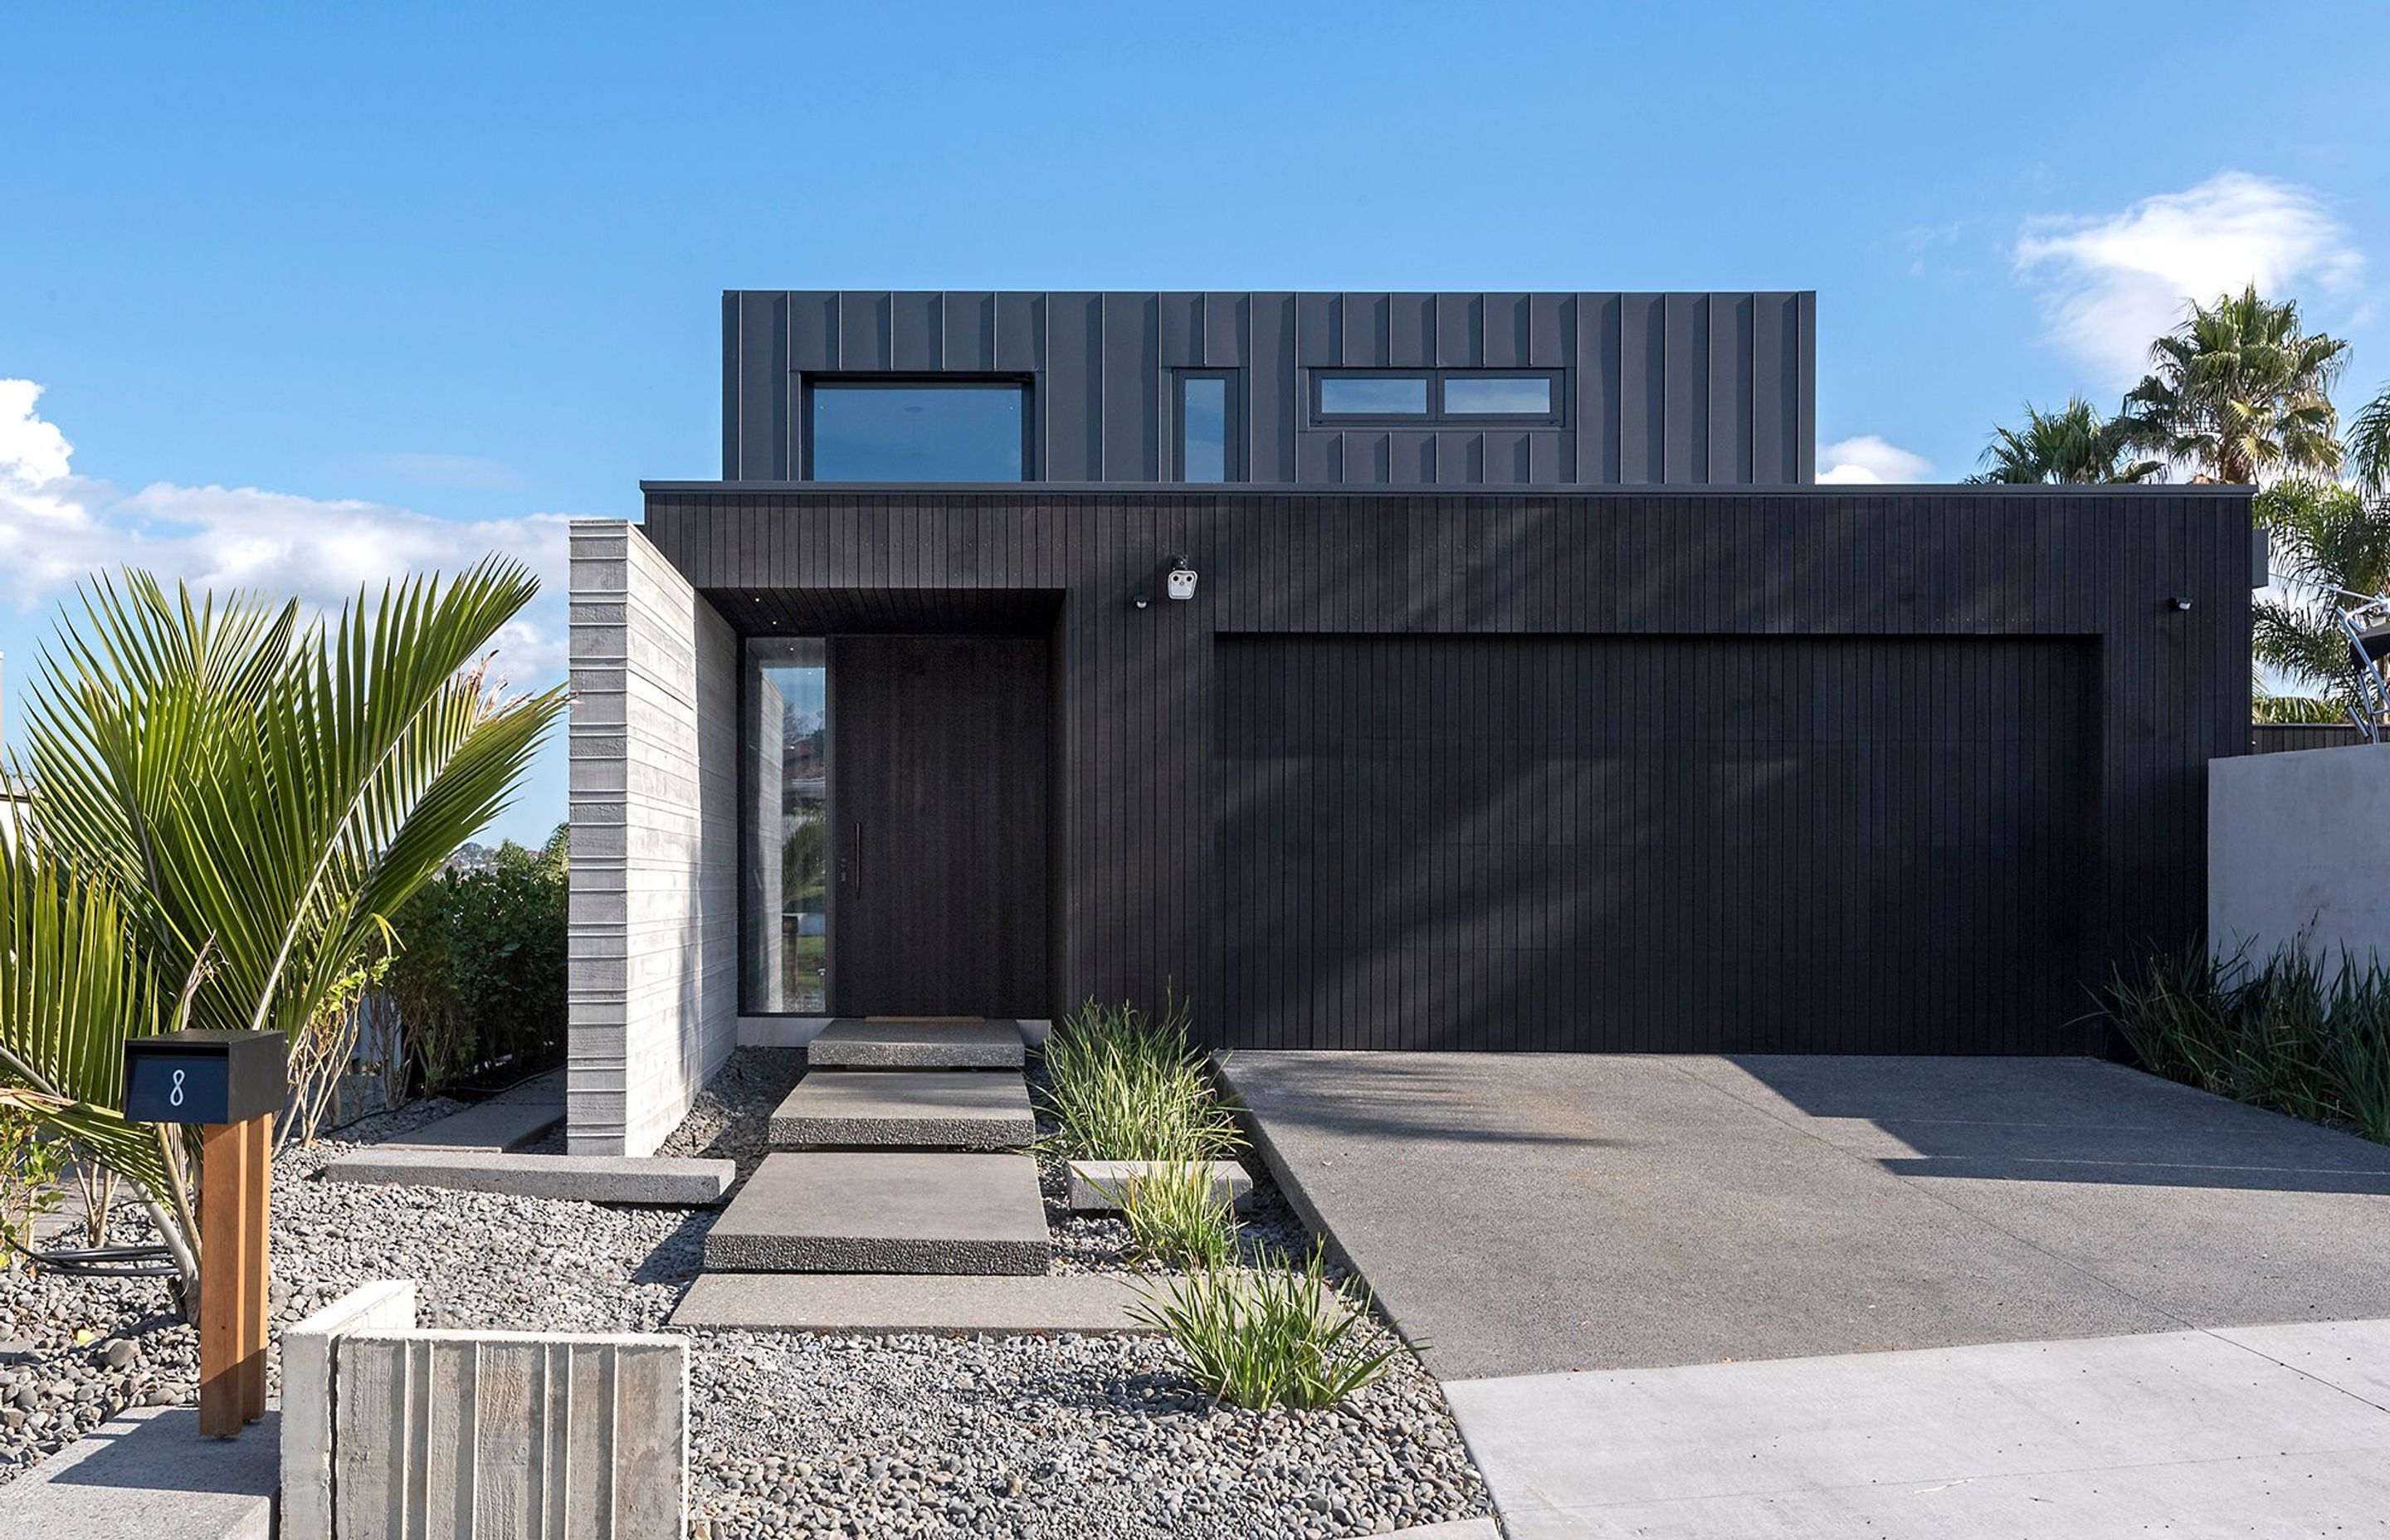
827,635,1051,1016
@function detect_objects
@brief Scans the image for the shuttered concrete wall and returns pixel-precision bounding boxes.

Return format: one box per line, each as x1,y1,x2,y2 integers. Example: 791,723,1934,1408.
723,290,1815,486
566,521,739,1155
332,1331,685,1540
2212,744,2390,964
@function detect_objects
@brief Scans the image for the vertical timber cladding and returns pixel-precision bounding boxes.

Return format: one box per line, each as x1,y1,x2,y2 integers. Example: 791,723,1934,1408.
1219,634,2098,1053
639,486,2253,1055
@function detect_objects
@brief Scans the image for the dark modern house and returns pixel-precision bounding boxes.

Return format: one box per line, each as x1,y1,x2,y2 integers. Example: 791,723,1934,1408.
564,290,2251,1155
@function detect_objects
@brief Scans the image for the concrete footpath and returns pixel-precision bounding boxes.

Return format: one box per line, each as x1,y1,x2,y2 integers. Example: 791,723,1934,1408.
0,1406,279,1540
1443,1318,2390,1538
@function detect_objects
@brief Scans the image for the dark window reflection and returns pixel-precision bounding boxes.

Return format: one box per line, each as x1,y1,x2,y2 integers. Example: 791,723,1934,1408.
809,384,1026,481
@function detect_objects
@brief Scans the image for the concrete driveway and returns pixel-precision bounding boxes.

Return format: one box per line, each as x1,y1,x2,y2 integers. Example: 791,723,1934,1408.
1233,1052,2390,1540
1222,1052,2390,1537
1221,1051,2390,1381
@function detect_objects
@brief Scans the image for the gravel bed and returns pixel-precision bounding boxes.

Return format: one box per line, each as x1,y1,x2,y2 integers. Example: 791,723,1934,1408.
688,1333,1484,1539
0,1048,1495,1537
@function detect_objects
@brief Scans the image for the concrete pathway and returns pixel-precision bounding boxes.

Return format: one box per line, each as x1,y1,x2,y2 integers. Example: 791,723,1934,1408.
1444,1318,2390,1538
0,1407,280,1540
1220,1052,2390,1380
381,1067,565,1152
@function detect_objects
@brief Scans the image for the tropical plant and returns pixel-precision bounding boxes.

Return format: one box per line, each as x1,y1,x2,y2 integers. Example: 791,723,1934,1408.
1129,1245,1407,1411
2349,379,2390,497
2251,479,2390,716
1115,1159,1237,1271
2117,285,2349,485
385,824,569,1099
2099,943,2390,1143
1968,397,2163,485
0,816,202,1285
1036,990,1241,1162
0,560,563,1296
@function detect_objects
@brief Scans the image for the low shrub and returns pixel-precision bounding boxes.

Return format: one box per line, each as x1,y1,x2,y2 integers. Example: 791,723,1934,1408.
1036,990,1241,1162
1129,1245,1407,1411
384,826,569,1099
0,1104,66,1268
1116,1160,1236,1271
2102,943,2390,1140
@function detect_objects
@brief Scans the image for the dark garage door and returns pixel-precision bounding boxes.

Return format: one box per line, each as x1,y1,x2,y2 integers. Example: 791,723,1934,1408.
1219,635,2096,1054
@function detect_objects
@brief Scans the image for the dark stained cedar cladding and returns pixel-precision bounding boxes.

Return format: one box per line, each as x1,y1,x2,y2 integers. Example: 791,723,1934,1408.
645,485,2251,1056
723,290,1816,485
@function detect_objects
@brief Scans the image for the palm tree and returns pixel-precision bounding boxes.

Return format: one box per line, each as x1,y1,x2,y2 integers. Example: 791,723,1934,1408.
2118,285,2349,485
0,559,563,1297
1969,397,2164,485
2348,378,2390,495
2251,479,2390,719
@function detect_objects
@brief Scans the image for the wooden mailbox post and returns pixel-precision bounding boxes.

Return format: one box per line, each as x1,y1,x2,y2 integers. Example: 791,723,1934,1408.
123,1029,287,1438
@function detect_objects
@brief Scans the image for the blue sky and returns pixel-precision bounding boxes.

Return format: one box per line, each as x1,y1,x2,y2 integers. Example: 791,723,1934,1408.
5,1,2388,842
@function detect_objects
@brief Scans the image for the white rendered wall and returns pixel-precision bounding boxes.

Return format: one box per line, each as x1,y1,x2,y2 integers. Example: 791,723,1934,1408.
567,519,739,1156
2210,744,2390,964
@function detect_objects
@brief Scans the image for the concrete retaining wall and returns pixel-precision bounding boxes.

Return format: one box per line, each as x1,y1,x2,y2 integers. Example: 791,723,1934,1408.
2211,743,2390,962
283,1281,418,1540
568,519,740,1156
333,1329,685,1540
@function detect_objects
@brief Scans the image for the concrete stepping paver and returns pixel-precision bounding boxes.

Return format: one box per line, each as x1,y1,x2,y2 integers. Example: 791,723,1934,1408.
806,1019,1026,1070
321,1148,735,1206
671,1271,1157,1333
703,1152,1050,1274
383,1069,565,1153
768,1070,1036,1150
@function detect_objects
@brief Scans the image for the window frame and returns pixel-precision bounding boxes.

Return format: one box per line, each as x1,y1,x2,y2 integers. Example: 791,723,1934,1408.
800,373,1036,483
1310,368,1434,424
1171,369,1242,483
1308,367,1566,427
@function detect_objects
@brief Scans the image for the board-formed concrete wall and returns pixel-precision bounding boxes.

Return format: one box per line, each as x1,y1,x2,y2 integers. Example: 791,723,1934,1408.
334,1330,685,1540
2211,743,2390,962
567,519,740,1155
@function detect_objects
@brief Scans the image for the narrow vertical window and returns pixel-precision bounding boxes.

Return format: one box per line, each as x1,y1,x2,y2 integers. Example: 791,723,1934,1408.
1180,375,1228,482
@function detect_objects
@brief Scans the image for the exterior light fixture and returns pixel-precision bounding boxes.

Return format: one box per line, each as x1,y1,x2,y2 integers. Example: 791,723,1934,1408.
2171,596,2194,612
1166,554,1198,602
1132,588,1150,610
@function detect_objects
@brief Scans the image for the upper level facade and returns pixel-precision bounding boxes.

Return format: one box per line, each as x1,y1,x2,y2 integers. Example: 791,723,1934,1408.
722,290,1815,487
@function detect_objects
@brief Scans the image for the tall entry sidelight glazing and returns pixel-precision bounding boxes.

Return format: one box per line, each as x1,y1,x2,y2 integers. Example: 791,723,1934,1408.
744,638,829,1013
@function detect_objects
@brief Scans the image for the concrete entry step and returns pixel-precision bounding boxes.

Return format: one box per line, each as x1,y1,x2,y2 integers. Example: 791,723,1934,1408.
806,1019,1027,1070
769,1070,1036,1150
703,1152,1051,1274
671,1270,1154,1334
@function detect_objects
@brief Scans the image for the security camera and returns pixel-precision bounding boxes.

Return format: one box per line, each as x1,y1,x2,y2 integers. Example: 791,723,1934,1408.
1166,555,1198,602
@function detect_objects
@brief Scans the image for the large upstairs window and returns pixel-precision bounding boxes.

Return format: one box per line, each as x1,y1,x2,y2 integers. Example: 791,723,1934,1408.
807,380,1027,481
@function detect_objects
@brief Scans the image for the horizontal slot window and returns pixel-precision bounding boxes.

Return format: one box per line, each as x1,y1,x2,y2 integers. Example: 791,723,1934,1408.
1312,368,1563,426
807,381,1027,481
1318,374,1429,417
1441,375,1554,416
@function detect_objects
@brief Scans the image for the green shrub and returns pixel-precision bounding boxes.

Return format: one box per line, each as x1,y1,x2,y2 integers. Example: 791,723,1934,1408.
2103,943,2390,1139
1116,1160,1236,1271
385,826,569,1099
1036,990,1241,1162
0,1104,66,1269
1129,1245,1407,1410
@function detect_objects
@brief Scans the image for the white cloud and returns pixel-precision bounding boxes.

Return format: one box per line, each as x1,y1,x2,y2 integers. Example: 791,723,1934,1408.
2015,171,2363,384
1817,435,1933,485
0,380,572,681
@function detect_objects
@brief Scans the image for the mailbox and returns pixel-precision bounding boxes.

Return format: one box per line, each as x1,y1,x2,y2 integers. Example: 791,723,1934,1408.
123,1030,287,1125
122,1029,286,1439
